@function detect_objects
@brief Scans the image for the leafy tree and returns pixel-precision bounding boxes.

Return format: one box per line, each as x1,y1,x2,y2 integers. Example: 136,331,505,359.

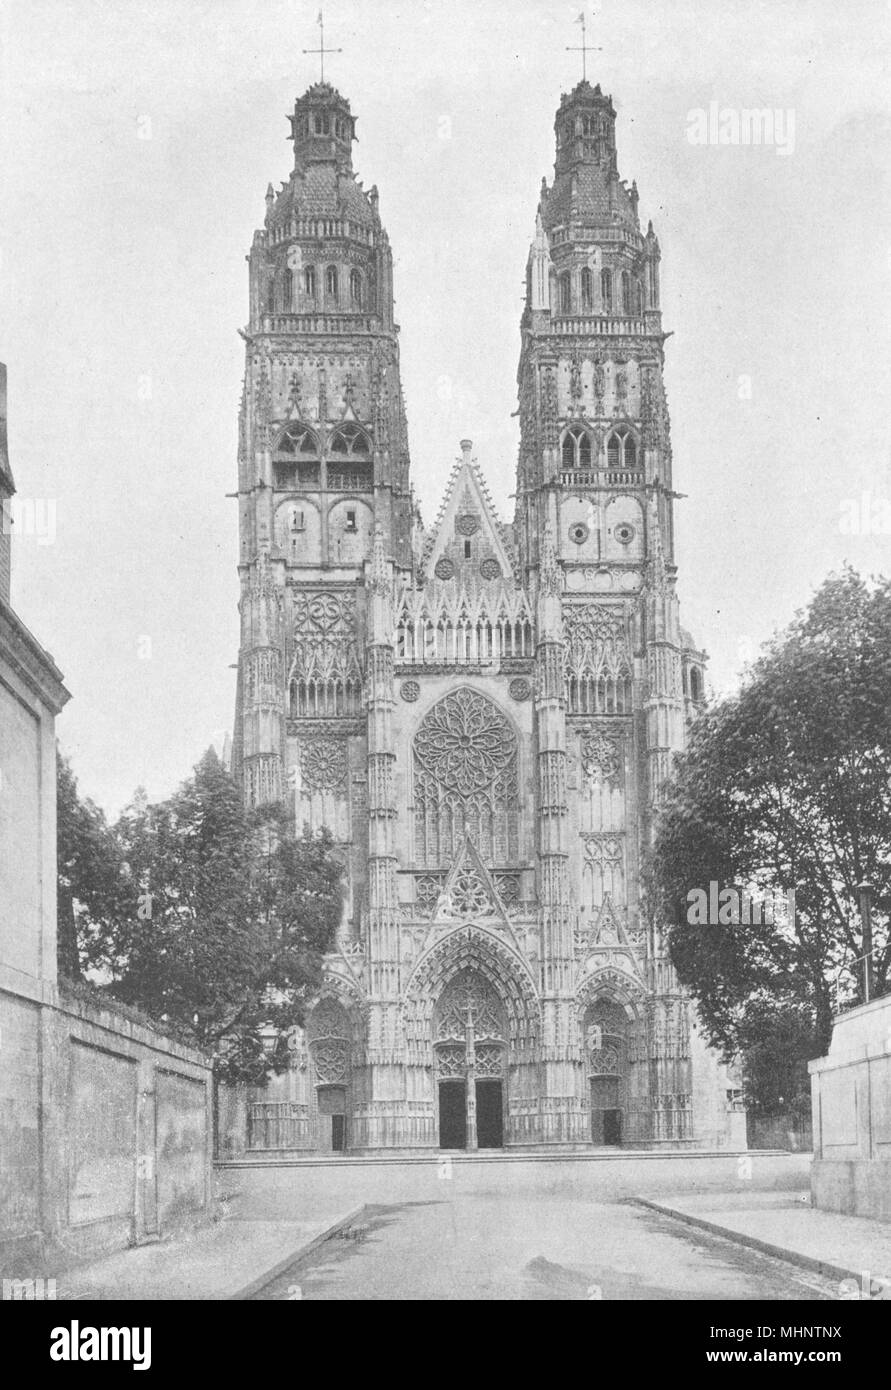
652,569,891,1091
56,751,127,980
60,748,344,1081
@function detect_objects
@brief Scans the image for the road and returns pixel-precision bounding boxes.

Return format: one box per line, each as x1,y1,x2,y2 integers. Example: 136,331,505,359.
239,1157,833,1301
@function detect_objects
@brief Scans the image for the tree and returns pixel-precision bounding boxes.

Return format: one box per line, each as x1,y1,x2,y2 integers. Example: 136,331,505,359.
62,748,344,1082
652,569,891,1096
56,751,127,980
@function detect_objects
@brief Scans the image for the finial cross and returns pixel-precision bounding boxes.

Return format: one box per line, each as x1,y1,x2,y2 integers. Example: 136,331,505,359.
303,9,342,83
566,11,602,82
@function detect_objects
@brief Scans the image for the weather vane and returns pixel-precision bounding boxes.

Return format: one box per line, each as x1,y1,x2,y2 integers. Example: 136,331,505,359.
303,9,342,84
566,10,602,82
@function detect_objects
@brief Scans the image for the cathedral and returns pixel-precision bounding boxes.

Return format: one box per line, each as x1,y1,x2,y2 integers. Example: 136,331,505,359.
230,71,743,1153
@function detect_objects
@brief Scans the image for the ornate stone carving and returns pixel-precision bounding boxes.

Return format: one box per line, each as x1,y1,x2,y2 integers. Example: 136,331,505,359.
446,864,496,919
312,1040,349,1083
508,676,531,702
414,688,515,798
435,970,504,1041
299,737,348,791
400,679,420,702
455,512,479,536
289,590,363,716
435,557,455,579
579,728,622,783
480,557,501,580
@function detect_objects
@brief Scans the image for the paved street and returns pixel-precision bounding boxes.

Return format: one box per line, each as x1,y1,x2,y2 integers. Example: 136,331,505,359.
222,1154,836,1301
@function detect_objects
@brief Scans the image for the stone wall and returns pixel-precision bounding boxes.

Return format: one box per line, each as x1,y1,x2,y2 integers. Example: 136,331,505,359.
809,994,891,1220
0,982,214,1273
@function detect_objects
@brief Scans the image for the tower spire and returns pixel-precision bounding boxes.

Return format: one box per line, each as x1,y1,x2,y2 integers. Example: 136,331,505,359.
565,10,601,82
303,9,342,83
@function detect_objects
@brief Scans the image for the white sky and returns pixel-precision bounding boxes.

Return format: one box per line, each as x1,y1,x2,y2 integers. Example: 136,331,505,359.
1,0,889,817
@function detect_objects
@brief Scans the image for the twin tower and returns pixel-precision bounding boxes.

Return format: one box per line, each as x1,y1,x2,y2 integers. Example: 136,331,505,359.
228,78,741,1154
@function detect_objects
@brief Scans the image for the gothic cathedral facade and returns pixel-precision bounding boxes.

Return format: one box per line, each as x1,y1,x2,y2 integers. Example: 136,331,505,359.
231,76,741,1152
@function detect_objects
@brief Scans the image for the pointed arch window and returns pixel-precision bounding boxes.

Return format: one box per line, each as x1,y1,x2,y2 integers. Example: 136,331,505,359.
634,279,643,315
273,424,320,488
562,426,595,471
559,272,572,313
581,266,593,309
600,269,612,313
283,267,294,310
621,270,631,314
266,277,276,314
349,269,363,308
329,424,370,457
325,265,339,300
413,688,519,867
606,426,639,472
328,423,372,491
303,265,316,299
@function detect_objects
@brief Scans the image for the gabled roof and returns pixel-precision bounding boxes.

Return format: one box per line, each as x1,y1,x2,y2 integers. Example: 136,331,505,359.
420,439,515,585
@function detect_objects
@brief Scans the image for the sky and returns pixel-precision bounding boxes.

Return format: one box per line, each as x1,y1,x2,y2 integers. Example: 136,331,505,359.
1,0,889,817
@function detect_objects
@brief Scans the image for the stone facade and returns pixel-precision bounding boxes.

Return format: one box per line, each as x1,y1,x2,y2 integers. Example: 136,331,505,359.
810,995,891,1221
231,80,740,1152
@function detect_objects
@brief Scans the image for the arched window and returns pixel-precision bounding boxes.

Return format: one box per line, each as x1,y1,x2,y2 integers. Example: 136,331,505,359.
689,667,703,702
328,424,372,490
275,424,319,458
600,269,612,313
266,277,275,314
581,266,593,309
313,112,330,136
634,279,643,315
273,424,320,488
325,265,338,300
621,270,631,314
562,427,594,470
606,427,639,471
283,267,294,310
328,424,370,457
413,688,519,866
349,269,363,307
303,265,316,299
559,272,572,313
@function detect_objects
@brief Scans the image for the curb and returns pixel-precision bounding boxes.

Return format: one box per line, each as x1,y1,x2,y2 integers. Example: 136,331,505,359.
630,1197,859,1287
230,1205,368,1300
217,1149,793,1170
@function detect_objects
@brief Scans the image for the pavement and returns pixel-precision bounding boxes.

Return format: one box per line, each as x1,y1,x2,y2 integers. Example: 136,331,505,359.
633,1190,891,1295
37,1150,891,1300
51,1198,366,1301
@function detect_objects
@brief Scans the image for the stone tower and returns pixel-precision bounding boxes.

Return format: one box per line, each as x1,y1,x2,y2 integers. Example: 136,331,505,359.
233,79,412,813
226,76,741,1158
513,78,719,1144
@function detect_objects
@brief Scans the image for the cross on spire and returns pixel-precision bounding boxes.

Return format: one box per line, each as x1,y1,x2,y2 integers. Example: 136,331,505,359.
303,9,342,84
566,10,602,82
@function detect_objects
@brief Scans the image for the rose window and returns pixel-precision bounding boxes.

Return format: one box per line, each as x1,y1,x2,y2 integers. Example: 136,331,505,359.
413,688,515,797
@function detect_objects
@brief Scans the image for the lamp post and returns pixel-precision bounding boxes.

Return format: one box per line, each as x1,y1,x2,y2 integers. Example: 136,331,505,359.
857,881,874,1004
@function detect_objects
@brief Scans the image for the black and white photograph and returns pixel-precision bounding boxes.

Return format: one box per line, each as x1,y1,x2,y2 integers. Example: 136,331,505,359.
0,0,889,1344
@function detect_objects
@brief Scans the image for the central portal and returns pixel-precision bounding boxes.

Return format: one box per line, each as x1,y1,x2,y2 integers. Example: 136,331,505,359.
434,969,506,1150
438,1081,467,1149
437,1079,503,1149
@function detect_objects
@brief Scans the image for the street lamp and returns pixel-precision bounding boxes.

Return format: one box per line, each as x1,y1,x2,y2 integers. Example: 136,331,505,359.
857,881,874,1004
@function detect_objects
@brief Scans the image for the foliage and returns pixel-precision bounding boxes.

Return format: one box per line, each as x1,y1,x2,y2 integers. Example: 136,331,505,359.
58,748,343,1082
652,569,891,1083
